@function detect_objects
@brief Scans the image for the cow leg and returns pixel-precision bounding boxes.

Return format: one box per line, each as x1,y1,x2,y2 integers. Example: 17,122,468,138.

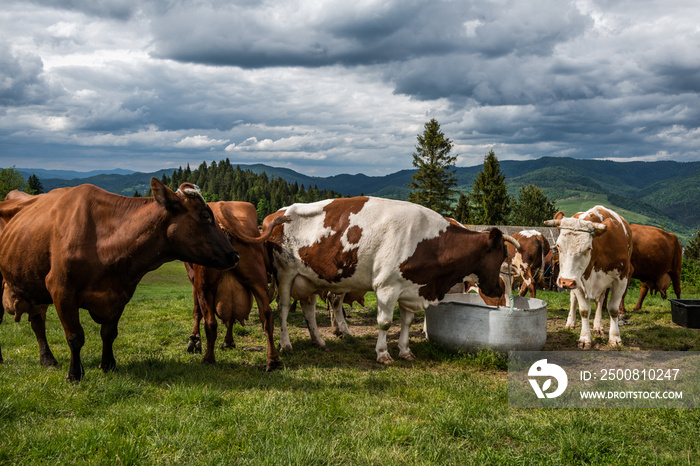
98,316,120,372
632,282,649,311
565,291,577,329
375,288,399,364
277,285,294,352
606,284,624,347
187,289,203,354
52,296,85,382
29,308,58,367
300,295,327,351
221,320,235,349
592,291,606,336
397,306,416,360
330,295,352,338
574,289,592,350
200,292,218,365
250,284,282,371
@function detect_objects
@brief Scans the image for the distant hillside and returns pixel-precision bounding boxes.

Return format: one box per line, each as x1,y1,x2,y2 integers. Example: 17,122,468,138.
17,167,135,180
21,157,700,242
39,169,176,196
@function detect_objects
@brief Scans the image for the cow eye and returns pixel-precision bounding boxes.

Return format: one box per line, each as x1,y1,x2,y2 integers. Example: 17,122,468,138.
201,211,213,223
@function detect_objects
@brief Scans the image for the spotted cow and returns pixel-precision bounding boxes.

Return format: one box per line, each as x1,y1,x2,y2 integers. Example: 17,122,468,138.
545,206,633,349
264,196,518,363
566,223,682,329
508,230,551,298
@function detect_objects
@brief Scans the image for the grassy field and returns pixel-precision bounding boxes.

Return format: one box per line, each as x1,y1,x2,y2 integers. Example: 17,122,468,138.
0,261,698,465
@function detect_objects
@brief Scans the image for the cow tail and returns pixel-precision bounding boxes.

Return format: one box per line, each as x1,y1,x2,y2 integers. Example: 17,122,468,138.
221,211,290,244
671,239,683,299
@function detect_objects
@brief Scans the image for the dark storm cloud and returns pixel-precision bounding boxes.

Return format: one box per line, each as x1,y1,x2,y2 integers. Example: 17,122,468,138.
2,0,700,174
31,0,137,20
0,42,56,106
149,0,589,70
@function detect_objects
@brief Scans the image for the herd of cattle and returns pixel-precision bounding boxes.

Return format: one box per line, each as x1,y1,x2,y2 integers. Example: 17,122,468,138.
0,179,683,380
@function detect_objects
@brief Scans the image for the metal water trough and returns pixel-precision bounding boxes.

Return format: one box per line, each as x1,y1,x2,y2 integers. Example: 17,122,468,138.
669,299,700,329
425,293,548,353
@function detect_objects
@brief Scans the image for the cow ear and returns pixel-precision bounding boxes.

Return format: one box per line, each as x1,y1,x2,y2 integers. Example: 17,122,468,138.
487,227,504,251
151,177,183,212
553,211,565,220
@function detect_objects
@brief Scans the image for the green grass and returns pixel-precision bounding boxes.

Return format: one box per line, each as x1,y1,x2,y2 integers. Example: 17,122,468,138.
1,261,698,465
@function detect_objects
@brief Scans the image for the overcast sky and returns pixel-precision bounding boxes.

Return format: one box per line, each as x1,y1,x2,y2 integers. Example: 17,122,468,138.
1,0,699,176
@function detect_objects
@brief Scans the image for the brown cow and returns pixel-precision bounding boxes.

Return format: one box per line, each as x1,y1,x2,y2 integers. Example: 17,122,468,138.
0,179,238,381
507,230,551,298
0,190,51,365
545,206,633,349
184,201,288,372
265,197,519,363
628,224,682,311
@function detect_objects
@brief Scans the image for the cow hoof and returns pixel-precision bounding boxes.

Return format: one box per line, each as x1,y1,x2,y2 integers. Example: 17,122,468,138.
221,342,235,350
266,359,283,372
377,353,394,364
594,327,605,336
578,340,591,350
187,336,202,354
278,343,293,353
609,339,622,347
40,356,59,368
399,350,416,361
99,360,116,373
564,323,575,329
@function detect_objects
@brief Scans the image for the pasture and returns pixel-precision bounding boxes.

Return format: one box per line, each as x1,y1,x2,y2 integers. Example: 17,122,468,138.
0,261,698,465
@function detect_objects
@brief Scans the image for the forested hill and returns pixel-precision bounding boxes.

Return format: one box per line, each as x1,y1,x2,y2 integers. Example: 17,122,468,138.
158,160,343,222
30,156,700,239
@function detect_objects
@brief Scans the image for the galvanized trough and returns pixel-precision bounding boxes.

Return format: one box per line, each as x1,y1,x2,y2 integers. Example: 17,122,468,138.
425,293,548,353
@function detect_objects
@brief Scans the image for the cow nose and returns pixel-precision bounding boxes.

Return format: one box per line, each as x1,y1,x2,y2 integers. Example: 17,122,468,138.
226,251,239,269
559,278,577,289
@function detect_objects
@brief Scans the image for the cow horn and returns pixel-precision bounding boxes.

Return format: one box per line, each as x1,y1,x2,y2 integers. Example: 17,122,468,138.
503,234,520,250
591,222,607,232
544,219,561,227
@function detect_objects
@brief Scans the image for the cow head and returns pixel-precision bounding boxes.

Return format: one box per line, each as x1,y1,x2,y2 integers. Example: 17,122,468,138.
151,178,239,269
475,228,512,298
544,212,606,290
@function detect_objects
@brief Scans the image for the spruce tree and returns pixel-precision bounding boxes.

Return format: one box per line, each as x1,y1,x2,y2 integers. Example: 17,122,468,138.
471,150,511,225
26,174,44,194
453,193,473,225
408,118,458,215
510,183,557,226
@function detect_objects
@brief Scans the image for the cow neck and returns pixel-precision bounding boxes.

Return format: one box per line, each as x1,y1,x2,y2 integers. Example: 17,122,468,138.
97,196,175,279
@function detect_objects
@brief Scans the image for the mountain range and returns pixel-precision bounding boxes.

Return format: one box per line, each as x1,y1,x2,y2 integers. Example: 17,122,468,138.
18,157,700,242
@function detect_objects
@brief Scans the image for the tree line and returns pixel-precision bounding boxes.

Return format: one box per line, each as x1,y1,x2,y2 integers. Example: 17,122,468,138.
158,159,343,223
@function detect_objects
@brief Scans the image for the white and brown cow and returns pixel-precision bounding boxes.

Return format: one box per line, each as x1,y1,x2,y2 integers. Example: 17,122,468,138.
264,196,517,364
508,230,551,298
566,223,682,330
545,206,633,349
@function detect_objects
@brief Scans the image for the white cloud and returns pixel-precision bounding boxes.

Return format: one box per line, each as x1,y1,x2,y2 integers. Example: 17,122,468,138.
175,135,230,149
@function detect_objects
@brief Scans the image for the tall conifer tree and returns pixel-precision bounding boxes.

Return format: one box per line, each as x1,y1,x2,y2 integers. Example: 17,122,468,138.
471,150,511,225
408,118,458,215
